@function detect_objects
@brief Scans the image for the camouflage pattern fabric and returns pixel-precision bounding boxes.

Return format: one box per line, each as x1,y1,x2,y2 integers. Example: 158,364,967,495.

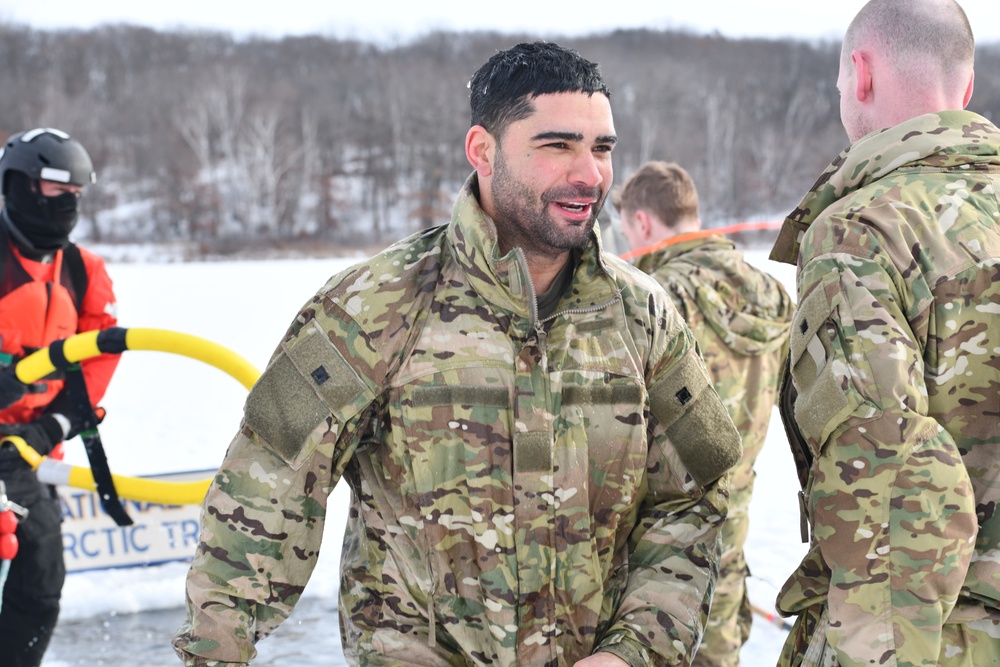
634,236,793,667
770,110,1000,666
173,174,743,667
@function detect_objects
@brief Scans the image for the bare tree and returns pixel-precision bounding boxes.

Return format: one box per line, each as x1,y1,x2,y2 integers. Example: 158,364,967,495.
14,25,998,252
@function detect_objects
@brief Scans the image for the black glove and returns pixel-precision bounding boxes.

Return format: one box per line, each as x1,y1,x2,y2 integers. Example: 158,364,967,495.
0,418,64,456
0,365,27,411
43,387,95,442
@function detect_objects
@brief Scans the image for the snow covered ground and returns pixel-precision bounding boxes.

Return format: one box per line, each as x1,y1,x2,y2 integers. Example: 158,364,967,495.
40,249,806,666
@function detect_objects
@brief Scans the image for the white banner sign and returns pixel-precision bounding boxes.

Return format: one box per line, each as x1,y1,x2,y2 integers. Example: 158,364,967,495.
58,470,211,573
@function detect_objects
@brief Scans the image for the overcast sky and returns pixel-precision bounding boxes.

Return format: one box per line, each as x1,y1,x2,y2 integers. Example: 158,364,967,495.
3,1,1000,44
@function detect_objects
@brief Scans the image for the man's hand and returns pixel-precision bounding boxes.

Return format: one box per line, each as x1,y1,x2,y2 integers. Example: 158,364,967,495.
0,418,64,456
0,366,27,410
574,653,630,667
44,387,97,441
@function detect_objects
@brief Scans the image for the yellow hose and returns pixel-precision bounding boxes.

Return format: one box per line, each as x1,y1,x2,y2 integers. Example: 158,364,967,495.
3,435,213,506
15,330,101,383
7,328,259,506
4,435,41,469
123,329,259,391
16,328,259,391
63,463,213,506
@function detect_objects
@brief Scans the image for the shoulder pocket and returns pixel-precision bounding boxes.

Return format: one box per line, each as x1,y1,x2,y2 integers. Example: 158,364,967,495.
788,275,875,454
649,348,742,487
245,320,373,469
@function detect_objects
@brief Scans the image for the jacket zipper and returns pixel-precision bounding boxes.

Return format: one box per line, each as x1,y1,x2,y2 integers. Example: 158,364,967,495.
511,247,622,662
514,247,544,353
513,247,623,354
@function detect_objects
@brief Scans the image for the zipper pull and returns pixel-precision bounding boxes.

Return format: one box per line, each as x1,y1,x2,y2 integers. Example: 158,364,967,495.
534,322,548,359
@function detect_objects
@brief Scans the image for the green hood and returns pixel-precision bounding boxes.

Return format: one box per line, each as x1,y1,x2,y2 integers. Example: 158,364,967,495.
637,235,792,357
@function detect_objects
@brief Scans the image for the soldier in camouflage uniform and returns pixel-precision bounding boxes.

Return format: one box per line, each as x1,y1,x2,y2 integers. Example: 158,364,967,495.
769,1,1000,665
615,162,793,667
172,42,742,667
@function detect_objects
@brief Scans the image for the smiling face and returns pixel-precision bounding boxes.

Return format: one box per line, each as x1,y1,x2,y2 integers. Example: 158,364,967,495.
484,91,616,260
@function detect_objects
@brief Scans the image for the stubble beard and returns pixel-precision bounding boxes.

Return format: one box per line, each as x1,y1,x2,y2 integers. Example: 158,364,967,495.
490,148,603,260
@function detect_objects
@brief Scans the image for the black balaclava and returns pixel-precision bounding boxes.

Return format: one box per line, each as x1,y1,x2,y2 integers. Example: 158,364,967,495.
4,170,80,252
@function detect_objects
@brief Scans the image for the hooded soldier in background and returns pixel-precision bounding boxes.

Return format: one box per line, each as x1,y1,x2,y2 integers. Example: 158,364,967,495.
174,41,742,667
0,128,120,667
615,161,793,667
770,1,1000,664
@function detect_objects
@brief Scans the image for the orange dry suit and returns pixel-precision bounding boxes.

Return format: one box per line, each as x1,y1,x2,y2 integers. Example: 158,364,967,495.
0,237,119,426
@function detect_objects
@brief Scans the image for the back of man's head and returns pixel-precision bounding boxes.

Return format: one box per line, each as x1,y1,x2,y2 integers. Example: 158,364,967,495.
614,161,699,230
468,41,610,140
844,0,974,100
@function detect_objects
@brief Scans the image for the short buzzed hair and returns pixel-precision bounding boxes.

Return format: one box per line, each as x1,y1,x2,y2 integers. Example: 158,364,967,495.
468,42,610,140
844,0,974,84
614,161,699,229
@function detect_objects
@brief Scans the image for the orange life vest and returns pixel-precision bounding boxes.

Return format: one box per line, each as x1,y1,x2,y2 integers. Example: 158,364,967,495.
0,239,87,422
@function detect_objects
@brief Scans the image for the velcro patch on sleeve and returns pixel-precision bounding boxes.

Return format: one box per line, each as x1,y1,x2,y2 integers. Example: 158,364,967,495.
648,351,711,431
789,278,856,450
245,352,330,464
245,320,370,465
285,322,370,415
650,350,741,486
663,390,742,487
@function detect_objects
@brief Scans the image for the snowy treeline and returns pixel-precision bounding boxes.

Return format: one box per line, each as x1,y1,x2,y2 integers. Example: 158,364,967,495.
3,23,1000,255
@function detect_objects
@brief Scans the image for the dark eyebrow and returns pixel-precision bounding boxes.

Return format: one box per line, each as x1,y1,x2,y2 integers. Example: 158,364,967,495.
532,131,583,142
531,131,618,145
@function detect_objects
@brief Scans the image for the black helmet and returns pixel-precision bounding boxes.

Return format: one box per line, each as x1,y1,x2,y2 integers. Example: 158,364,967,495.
0,128,96,253
0,128,96,191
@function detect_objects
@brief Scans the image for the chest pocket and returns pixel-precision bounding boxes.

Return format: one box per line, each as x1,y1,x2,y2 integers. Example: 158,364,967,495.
396,377,513,504
555,328,647,515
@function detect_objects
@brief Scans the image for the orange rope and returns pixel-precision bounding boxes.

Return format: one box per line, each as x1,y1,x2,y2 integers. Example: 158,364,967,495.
619,219,783,261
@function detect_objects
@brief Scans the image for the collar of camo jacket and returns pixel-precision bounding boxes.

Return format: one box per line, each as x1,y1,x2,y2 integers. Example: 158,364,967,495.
446,173,622,323
769,109,1000,265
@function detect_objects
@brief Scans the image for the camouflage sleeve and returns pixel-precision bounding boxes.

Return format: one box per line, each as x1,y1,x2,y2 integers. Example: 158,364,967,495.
788,250,977,666
173,305,381,666
596,300,741,666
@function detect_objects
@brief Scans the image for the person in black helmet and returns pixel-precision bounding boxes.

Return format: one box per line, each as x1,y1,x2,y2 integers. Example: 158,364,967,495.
0,128,120,667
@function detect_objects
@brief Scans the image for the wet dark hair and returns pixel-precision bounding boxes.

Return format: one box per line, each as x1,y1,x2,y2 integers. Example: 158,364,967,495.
468,41,610,139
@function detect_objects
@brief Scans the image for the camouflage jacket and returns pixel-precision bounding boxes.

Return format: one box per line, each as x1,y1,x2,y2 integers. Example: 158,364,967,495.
173,175,742,667
770,110,1000,666
634,236,792,485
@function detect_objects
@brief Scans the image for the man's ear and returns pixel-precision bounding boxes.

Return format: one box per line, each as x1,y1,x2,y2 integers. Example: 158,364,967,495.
852,50,873,102
466,125,495,177
634,210,653,242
